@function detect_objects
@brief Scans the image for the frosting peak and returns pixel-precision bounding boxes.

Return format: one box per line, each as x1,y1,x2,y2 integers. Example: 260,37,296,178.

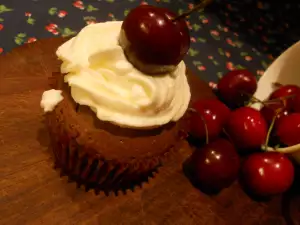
56,21,191,129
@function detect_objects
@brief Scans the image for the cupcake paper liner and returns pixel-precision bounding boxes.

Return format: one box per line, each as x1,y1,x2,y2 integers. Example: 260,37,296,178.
47,111,184,195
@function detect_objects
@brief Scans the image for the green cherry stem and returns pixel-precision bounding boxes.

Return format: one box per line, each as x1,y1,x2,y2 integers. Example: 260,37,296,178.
222,128,233,142
243,91,295,108
248,95,266,106
272,82,283,88
172,0,213,22
265,94,296,104
188,108,209,145
240,91,265,106
263,110,280,150
202,116,209,145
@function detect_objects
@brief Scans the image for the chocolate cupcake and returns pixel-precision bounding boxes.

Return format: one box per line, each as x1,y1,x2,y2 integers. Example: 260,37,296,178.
41,21,191,194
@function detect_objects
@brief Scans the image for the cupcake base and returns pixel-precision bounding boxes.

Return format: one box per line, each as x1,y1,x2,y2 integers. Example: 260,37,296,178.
46,72,186,195
48,119,180,195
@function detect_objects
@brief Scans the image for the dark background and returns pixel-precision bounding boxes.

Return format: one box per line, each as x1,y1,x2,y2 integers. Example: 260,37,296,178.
0,0,298,83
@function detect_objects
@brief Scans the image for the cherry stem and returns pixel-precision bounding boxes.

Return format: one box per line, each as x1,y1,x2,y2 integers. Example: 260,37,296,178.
240,91,266,106
188,108,209,145
266,94,296,104
222,128,232,142
265,143,300,154
172,0,213,22
249,95,266,106
272,82,283,88
263,110,279,150
242,91,295,107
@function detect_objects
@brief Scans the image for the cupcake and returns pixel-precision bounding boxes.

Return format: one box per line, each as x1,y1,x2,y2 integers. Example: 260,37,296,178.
40,21,191,194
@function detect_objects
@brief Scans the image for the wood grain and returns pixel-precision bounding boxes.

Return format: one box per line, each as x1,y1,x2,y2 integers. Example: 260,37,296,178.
0,38,298,225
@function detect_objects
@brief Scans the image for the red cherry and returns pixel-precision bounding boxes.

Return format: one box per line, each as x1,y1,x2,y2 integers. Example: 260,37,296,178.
292,92,300,113
260,102,289,125
119,5,190,74
225,107,268,150
190,99,230,141
190,138,240,191
241,152,294,196
218,70,257,107
269,84,300,109
276,113,300,146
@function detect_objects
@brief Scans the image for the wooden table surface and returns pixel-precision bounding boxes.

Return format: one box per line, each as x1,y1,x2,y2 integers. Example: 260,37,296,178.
0,38,299,225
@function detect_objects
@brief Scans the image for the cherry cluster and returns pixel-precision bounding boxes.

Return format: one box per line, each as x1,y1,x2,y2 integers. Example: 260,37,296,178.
186,70,300,197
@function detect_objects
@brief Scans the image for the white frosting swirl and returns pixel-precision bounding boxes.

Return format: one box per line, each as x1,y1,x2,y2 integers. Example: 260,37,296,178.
41,89,64,112
56,21,191,129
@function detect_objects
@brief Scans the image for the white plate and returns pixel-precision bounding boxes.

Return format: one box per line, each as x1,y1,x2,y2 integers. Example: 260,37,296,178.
251,41,300,164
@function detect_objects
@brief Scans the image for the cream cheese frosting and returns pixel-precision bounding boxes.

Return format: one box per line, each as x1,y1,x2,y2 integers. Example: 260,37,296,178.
56,21,191,129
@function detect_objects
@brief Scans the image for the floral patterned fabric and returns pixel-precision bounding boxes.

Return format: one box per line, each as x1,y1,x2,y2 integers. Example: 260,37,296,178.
210,0,300,59
0,0,296,84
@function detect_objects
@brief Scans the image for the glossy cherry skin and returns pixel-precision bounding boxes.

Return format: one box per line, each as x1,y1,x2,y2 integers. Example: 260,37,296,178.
269,84,300,109
225,107,268,150
120,5,190,73
292,92,300,112
276,113,300,146
260,102,289,125
190,138,240,191
190,99,230,141
241,152,294,196
217,70,257,107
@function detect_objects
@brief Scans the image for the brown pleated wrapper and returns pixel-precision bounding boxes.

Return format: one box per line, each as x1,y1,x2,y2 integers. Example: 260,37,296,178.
46,72,188,195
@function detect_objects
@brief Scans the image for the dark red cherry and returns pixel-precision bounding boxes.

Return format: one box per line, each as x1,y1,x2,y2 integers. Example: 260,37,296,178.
269,84,300,109
189,99,230,141
225,107,268,150
260,102,289,125
190,138,240,191
241,152,294,196
276,113,300,146
119,5,190,74
218,70,257,107
292,92,300,113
